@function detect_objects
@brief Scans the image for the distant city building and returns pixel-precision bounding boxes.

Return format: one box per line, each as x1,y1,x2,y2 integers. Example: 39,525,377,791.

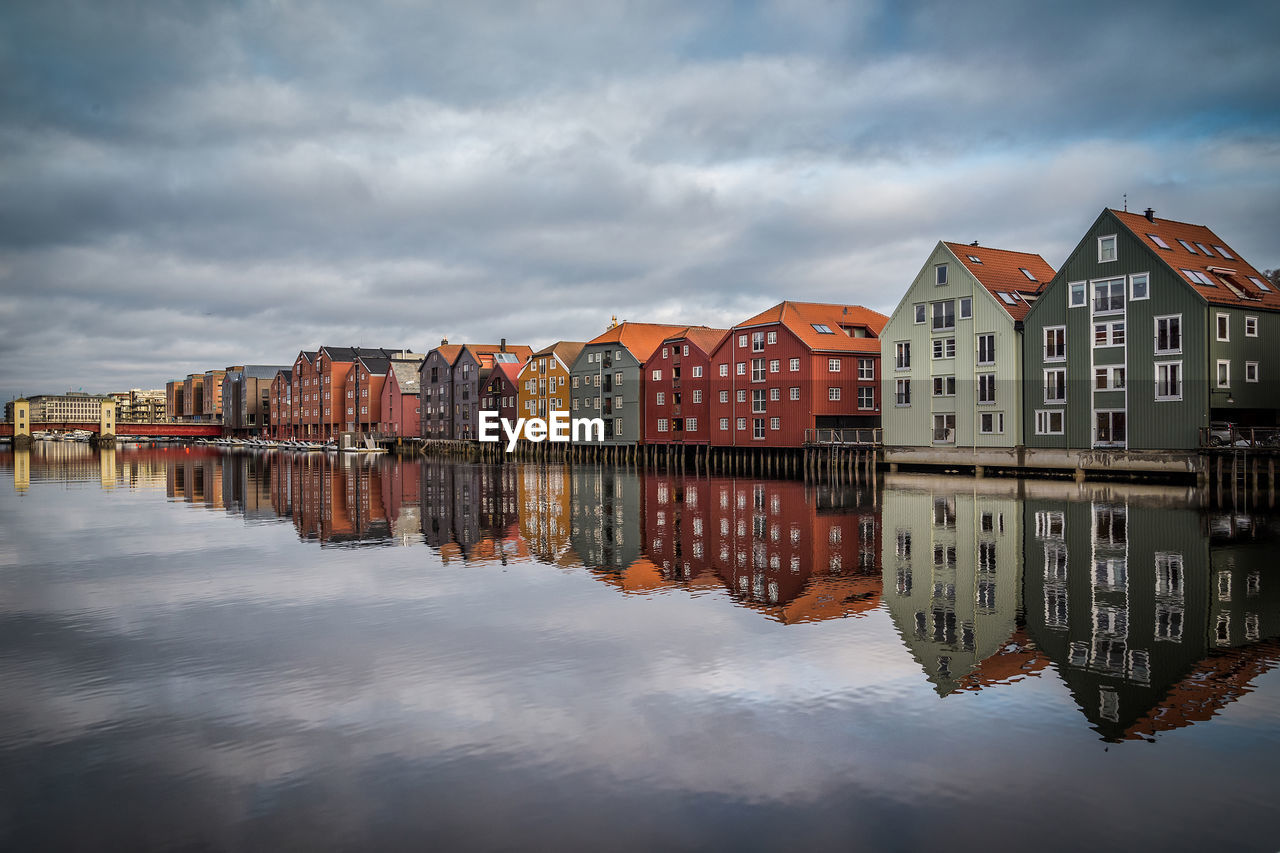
110,389,167,423
6,392,112,423
223,366,289,435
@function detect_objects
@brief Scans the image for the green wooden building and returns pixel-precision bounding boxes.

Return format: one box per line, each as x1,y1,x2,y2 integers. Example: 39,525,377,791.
880,241,1055,452
1022,208,1279,451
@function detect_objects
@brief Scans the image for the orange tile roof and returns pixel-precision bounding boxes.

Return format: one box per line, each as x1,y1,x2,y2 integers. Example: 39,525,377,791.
944,242,1057,322
461,343,534,364
1112,209,1280,311
491,362,522,386
733,301,888,353
586,321,691,362
431,344,464,365
529,340,587,369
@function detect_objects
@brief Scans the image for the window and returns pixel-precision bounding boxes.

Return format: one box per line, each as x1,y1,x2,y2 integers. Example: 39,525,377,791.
719,390,729,403
1217,360,1230,388
828,387,841,401
789,358,800,372
737,417,746,430
977,373,996,404
683,345,689,356
737,390,746,403
719,364,728,377
1155,315,1182,354
935,264,948,286
655,392,665,406
789,386,800,401
932,300,955,331
932,337,956,359
980,412,1004,434
1130,273,1149,300
858,359,874,380
1213,245,1234,260
1094,367,1125,390
1043,326,1065,361
1098,235,1117,262
657,418,668,432
1095,411,1126,446
693,389,702,403
1093,278,1125,313
1036,410,1064,435
652,369,662,381
687,417,697,430
1248,276,1272,292
1217,313,1230,341
1246,361,1259,383
895,342,911,370
736,362,745,376
751,390,766,413
811,324,834,334
769,359,779,373
858,387,874,409
720,418,729,430
1183,269,1215,286
1069,282,1086,308
1245,316,1257,337
662,347,669,359
753,418,765,439
769,387,779,401
933,414,956,443
895,379,911,406
1148,233,1170,250
1156,362,1182,400
914,304,926,324
1020,268,1038,281
1044,368,1066,403
1094,321,1125,347
767,331,777,344
738,334,747,348
1177,239,1198,254
752,358,766,381
958,296,972,320
828,358,841,373
752,331,765,351
933,376,956,397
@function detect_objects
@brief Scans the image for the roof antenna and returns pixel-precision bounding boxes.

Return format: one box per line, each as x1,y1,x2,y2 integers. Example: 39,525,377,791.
1123,192,1128,212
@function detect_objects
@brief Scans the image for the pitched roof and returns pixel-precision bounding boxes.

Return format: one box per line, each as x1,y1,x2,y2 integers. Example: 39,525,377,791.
428,344,464,366
388,361,420,394
1111,209,1280,311
732,302,888,353
529,340,587,369
237,364,290,380
488,362,522,388
275,369,293,383
318,346,409,363
460,343,534,368
944,242,1057,321
660,326,731,356
355,356,392,376
585,322,691,362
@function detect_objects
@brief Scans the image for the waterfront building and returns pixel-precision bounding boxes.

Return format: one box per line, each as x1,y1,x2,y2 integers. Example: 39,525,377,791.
378,360,423,438
181,374,204,421
8,392,113,423
1022,208,1280,451
880,242,1055,451
568,320,689,446
708,302,888,448
300,347,417,440
642,327,729,448
419,341,532,440
268,369,292,438
165,380,185,422
481,361,522,428
517,341,585,423
202,369,228,423
110,389,166,423
290,351,319,438
223,366,289,436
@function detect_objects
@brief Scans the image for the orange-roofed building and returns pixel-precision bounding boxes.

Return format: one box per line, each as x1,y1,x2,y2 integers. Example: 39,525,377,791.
568,320,691,446
642,326,729,447
881,241,1056,451
517,340,585,424
419,339,532,440
1023,208,1279,451
708,302,888,448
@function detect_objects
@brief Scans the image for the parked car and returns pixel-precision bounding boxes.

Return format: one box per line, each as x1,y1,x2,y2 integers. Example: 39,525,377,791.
1208,421,1236,446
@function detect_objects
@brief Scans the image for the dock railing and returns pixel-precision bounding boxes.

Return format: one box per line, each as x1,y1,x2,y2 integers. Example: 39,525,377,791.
1199,425,1280,449
804,428,882,447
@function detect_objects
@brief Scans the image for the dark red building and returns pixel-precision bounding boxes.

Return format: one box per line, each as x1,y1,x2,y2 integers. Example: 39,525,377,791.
480,361,522,428
642,326,729,447
708,302,887,448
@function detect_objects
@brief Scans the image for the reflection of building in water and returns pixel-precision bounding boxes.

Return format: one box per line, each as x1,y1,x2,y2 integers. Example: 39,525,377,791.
880,475,1028,694
518,464,578,566
12,451,29,492
166,452,224,508
642,474,882,623
1023,482,1280,741
569,465,644,573
420,460,525,564
261,453,391,544
380,458,423,542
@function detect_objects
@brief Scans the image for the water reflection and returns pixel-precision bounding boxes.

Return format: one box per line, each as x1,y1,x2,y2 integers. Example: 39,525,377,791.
4,445,1279,746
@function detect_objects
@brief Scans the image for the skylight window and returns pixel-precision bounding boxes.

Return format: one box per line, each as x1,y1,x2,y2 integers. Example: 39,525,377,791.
998,292,1018,305
811,323,834,334
1195,243,1214,256
1148,234,1171,249
1249,276,1272,292
1178,239,1197,254
1213,245,1235,260
1019,268,1037,281
1182,269,1216,286
968,255,983,263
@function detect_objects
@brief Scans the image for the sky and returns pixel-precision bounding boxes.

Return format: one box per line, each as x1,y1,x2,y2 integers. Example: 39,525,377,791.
2,0,1278,399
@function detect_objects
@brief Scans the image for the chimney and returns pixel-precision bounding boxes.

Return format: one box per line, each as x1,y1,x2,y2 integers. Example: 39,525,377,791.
440,338,448,346
500,338,507,352
970,241,979,246
1144,208,1155,223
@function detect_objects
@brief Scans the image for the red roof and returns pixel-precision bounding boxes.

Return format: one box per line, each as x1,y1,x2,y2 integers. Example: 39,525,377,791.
659,326,731,356
492,361,522,387
1112,209,1280,311
944,242,1057,321
586,321,691,362
732,301,888,353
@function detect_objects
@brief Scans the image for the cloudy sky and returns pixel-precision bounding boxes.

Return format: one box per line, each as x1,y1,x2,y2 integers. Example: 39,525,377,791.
2,0,1278,399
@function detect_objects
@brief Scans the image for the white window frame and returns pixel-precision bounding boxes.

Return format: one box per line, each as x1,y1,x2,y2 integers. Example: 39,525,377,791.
935,264,948,286
1216,359,1231,389
789,386,800,401
977,372,996,405
1044,368,1066,404
1154,315,1182,355
857,387,874,410
977,333,996,366
1098,234,1117,263
1129,272,1149,301
1069,281,1086,308
1245,361,1259,383
959,296,972,319
828,387,841,401
789,358,800,372
1245,316,1257,337
979,412,1004,434
1035,410,1064,435
828,358,841,373
1155,361,1182,401
914,304,926,325
1216,313,1230,342
895,379,911,407
1043,326,1066,362
719,364,728,377
895,341,910,370
719,418,729,431
858,359,874,380
767,331,777,345
651,369,662,381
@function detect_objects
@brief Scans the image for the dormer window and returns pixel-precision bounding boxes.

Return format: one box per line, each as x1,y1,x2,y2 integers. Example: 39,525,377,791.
1098,235,1117,262
1147,234,1171,249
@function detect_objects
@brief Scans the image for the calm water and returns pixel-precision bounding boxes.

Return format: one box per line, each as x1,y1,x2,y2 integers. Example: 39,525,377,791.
2,443,1279,851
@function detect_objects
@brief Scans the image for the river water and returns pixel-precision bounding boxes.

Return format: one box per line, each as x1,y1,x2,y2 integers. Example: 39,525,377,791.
2,443,1279,851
